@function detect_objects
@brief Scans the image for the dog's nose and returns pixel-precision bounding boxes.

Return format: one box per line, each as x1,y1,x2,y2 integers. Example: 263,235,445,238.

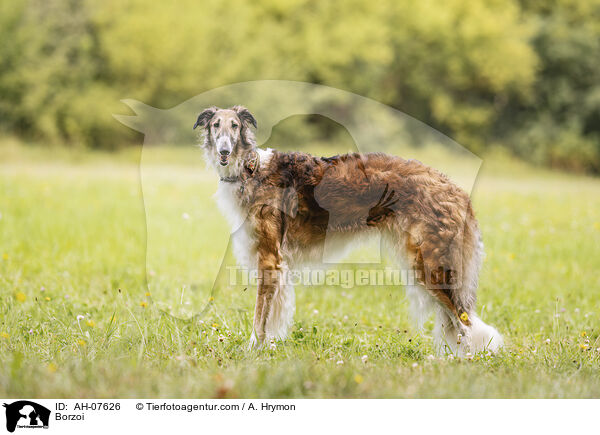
220,149,230,156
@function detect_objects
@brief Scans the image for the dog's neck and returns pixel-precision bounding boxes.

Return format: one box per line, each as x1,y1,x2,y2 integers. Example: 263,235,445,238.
219,149,260,183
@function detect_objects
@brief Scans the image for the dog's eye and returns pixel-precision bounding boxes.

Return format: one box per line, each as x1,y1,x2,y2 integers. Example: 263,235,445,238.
232,122,238,129
213,121,220,128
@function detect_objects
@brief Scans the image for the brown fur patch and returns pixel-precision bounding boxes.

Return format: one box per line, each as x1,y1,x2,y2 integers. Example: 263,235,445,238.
238,151,478,327
198,107,481,345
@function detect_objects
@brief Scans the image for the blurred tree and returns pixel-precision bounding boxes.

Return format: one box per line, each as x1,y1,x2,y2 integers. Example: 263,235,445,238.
0,0,598,171
503,0,600,172
381,0,537,153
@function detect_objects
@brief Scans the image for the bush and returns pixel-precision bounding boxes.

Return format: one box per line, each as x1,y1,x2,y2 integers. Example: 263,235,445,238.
0,0,598,172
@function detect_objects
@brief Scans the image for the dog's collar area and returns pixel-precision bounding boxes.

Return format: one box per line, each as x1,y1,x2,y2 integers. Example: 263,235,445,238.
219,176,241,182
219,150,260,183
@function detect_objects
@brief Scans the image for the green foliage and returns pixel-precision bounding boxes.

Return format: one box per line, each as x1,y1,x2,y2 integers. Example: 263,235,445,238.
0,0,598,171
505,0,600,172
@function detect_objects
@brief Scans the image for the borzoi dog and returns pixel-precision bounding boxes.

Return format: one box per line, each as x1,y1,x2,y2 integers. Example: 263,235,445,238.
194,105,503,355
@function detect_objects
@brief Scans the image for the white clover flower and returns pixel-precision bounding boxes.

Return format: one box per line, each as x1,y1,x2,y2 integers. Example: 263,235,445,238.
361,355,368,364
76,315,85,321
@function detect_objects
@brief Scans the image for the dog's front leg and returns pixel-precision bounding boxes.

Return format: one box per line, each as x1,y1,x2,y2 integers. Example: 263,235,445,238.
249,206,282,348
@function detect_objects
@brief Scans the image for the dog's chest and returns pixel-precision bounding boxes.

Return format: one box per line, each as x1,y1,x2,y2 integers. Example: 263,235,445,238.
214,181,247,233
214,181,258,268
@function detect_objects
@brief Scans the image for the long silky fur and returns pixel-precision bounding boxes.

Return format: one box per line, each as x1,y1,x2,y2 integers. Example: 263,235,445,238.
199,107,503,355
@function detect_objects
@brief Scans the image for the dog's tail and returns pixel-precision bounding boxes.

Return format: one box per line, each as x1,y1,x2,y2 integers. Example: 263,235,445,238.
462,206,503,352
434,310,503,356
469,313,503,352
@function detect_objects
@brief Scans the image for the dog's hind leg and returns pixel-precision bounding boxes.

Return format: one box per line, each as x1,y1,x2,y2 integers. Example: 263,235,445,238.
385,226,469,355
406,232,474,355
415,216,502,355
383,202,502,356
382,229,435,331
385,230,464,355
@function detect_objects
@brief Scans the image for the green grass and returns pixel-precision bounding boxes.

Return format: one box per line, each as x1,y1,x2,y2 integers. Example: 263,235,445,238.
1,142,600,398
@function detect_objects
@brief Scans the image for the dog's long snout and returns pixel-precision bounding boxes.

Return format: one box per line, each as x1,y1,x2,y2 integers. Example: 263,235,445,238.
216,136,233,156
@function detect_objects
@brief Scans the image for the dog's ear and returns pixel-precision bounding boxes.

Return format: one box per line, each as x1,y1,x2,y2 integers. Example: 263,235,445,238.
193,106,218,130
232,105,257,129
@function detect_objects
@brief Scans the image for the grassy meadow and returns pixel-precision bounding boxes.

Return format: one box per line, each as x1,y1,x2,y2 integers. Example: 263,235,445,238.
1,141,600,398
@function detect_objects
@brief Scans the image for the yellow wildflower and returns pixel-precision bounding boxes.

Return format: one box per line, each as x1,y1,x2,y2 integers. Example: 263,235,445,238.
140,301,148,308
145,292,151,297
580,331,586,337
47,363,57,373
460,312,469,323
86,320,96,328
45,297,51,301
208,296,215,302
580,343,589,350
77,339,86,347
212,323,219,329
2,253,8,260
0,332,9,339
15,292,26,302
354,374,364,384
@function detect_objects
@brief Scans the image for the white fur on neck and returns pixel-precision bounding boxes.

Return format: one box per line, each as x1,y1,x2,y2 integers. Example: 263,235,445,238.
214,147,274,270
213,147,274,234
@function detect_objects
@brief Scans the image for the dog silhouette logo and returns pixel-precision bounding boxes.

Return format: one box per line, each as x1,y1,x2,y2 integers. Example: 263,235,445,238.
2,401,50,432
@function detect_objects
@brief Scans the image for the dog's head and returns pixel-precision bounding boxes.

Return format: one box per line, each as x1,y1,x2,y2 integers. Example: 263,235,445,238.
194,106,257,173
